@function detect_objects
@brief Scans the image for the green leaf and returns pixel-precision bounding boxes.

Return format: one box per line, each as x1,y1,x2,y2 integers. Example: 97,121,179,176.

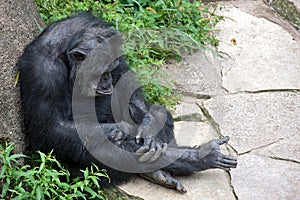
0,165,7,179
90,176,100,188
9,154,28,162
83,168,89,179
84,187,98,198
2,181,10,197
36,185,43,200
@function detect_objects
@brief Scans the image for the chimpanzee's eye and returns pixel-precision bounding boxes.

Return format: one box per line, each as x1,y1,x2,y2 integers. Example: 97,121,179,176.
73,51,87,62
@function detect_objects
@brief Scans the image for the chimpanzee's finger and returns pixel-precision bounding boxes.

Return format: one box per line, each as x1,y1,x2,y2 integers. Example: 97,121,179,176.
217,161,237,169
222,154,237,162
148,144,163,162
175,181,187,193
138,148,156,162
162,143,168,153
135,146,149,155
217,136,230,145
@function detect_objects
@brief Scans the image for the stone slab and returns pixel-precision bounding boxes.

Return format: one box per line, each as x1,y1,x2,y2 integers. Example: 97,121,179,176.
203,92,300,154
120,169,235,200
174,121,218,146
231,154,300,200
173,97,206,122
119,122,236,199
254,134,300,162
216,5,300,93
162,51,224,96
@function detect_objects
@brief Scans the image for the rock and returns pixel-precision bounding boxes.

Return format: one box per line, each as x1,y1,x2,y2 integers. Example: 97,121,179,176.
174,121,218,146
162,50,224,96
216,5,300,93
174,97,206,122
120,169,235,200
203,92,300,154
253,134,300,162
231,154,300,200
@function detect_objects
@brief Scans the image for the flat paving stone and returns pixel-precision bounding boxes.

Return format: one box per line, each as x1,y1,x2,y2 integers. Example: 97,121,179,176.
174,121,217,146
231,154,300,200
119,122,236,199
173,97,206,122
162,51,224,96
216,5,300,93
253,134,300,162
203,92,300,154
120,169,235,200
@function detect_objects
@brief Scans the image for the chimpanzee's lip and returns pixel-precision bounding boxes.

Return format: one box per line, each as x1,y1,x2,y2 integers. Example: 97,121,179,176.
95,85,113,95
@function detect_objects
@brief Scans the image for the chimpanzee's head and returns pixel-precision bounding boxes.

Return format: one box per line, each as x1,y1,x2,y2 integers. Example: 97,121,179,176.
66,26,122,97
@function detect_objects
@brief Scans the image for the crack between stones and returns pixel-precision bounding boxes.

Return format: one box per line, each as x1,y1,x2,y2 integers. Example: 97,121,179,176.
197,102,239,156
175,89,211,99
239,138,284,155
246,89,300,93
197,102,221,135
268,156,300,164
226,171,239,200
225,89,300,95
197,103,239,200
197,101,239,199
174,114,204,122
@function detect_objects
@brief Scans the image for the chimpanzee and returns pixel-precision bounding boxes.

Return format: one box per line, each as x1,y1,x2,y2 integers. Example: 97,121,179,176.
17,12,237,193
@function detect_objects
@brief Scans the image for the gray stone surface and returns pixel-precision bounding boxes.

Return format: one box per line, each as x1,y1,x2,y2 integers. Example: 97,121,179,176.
174,121,218,146
231,154,300,200
120,169,235,200
216,5,300,93
174,97,206,122
204,91,300,200
253,134,300,162
162,50,224,96
203,92,300,154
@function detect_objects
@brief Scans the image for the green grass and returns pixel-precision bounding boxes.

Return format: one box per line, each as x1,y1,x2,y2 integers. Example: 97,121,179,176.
0,142,108,199
35,0,223,106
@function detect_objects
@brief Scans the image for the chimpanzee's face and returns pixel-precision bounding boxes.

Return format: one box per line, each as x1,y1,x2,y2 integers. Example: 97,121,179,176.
68,29,120,97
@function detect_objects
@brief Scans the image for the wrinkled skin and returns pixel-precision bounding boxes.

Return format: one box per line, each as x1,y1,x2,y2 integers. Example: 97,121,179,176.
17,12,237,193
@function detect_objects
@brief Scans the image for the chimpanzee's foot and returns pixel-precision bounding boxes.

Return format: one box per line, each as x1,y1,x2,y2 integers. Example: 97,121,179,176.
139,170,187,193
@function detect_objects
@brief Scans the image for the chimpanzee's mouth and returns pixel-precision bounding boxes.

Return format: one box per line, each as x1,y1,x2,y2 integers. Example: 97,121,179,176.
95,85,113,95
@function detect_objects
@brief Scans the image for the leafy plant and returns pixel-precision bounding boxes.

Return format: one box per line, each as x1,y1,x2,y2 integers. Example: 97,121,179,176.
34,0,223,106
0,142,108,199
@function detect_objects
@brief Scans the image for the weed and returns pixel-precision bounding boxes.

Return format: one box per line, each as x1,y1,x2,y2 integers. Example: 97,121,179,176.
0,142,108,199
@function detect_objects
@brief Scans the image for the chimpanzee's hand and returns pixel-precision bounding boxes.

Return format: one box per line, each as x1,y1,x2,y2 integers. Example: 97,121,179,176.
105,121,133,147
197,136,237,171
135,105,169,162
135,136,168,162
106,128,125,147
